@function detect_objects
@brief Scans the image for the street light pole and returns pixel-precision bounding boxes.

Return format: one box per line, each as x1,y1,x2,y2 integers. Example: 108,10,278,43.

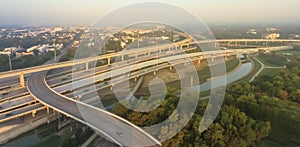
54,47,57,63
53,39,57,63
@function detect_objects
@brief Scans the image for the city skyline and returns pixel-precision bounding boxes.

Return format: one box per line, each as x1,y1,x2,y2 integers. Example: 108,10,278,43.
0,0,300,25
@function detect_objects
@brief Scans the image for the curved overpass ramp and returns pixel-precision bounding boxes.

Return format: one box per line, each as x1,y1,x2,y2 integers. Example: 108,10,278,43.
27,70,160,147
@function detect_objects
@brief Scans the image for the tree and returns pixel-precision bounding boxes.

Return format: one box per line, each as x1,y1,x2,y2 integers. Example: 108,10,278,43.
278,89,289,101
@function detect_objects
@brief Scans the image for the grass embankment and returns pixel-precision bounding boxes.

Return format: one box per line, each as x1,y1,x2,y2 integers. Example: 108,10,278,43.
256,53,287,67
225,58,240,73
239,58,261,82
258,68,281,77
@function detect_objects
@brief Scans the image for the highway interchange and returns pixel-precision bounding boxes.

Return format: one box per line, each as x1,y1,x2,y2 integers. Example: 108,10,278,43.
0,38,299,146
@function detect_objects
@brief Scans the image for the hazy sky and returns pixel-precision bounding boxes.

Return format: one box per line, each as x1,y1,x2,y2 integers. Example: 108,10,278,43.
0,0,299,25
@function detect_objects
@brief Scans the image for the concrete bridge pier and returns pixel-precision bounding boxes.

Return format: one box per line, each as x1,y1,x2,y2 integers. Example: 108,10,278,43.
58,112,61,130
107,57,111,65
227,41,231,47
198,56,203,64
32,110,36,117
198,59,201,64
224,54,228,60
85,62,89,70
235,54,239,58
121,55,124,61
214,42,217,48
211,56,215,62
169,65,173,70
46,106,50,114
20,72,25,87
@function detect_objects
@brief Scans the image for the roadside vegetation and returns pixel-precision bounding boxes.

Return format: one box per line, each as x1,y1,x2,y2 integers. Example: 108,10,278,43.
111,54,300,146
0,52,54,72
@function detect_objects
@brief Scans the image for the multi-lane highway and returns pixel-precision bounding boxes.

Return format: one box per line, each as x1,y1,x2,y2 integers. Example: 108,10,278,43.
27,70,161,147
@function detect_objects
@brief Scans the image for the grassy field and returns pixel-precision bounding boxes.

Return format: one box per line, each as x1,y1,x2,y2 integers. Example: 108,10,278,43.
276,50,300,56
257,68,281,77
256,53,287,67
225,58,240,73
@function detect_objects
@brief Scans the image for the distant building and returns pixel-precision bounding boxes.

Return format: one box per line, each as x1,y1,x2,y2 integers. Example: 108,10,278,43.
266,27,279,32
54,27,63,32
4,46,24,53
26,45,40,53
263,33,280,39
0,51,11,55
37,44,49,53
247,29,257,35
156,25,166,30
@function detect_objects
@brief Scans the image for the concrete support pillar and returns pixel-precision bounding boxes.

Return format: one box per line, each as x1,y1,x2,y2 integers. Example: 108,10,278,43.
110,85,113,90
107,57,111,65
58,113,61,130
180,45,183,50
169,65,173,70
32,110,36,117
46,107,50,114
214,43,217,48
134,77,137,82
198,56,203,64
154,70,156,75
20,72,25,87
224,54,228,60
235,41,238,46
135,53,138,58
148,49,151,55
227,42,230,47
190,76,194,86
121,55,124,61
85,62,89,70
211,56,214,62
